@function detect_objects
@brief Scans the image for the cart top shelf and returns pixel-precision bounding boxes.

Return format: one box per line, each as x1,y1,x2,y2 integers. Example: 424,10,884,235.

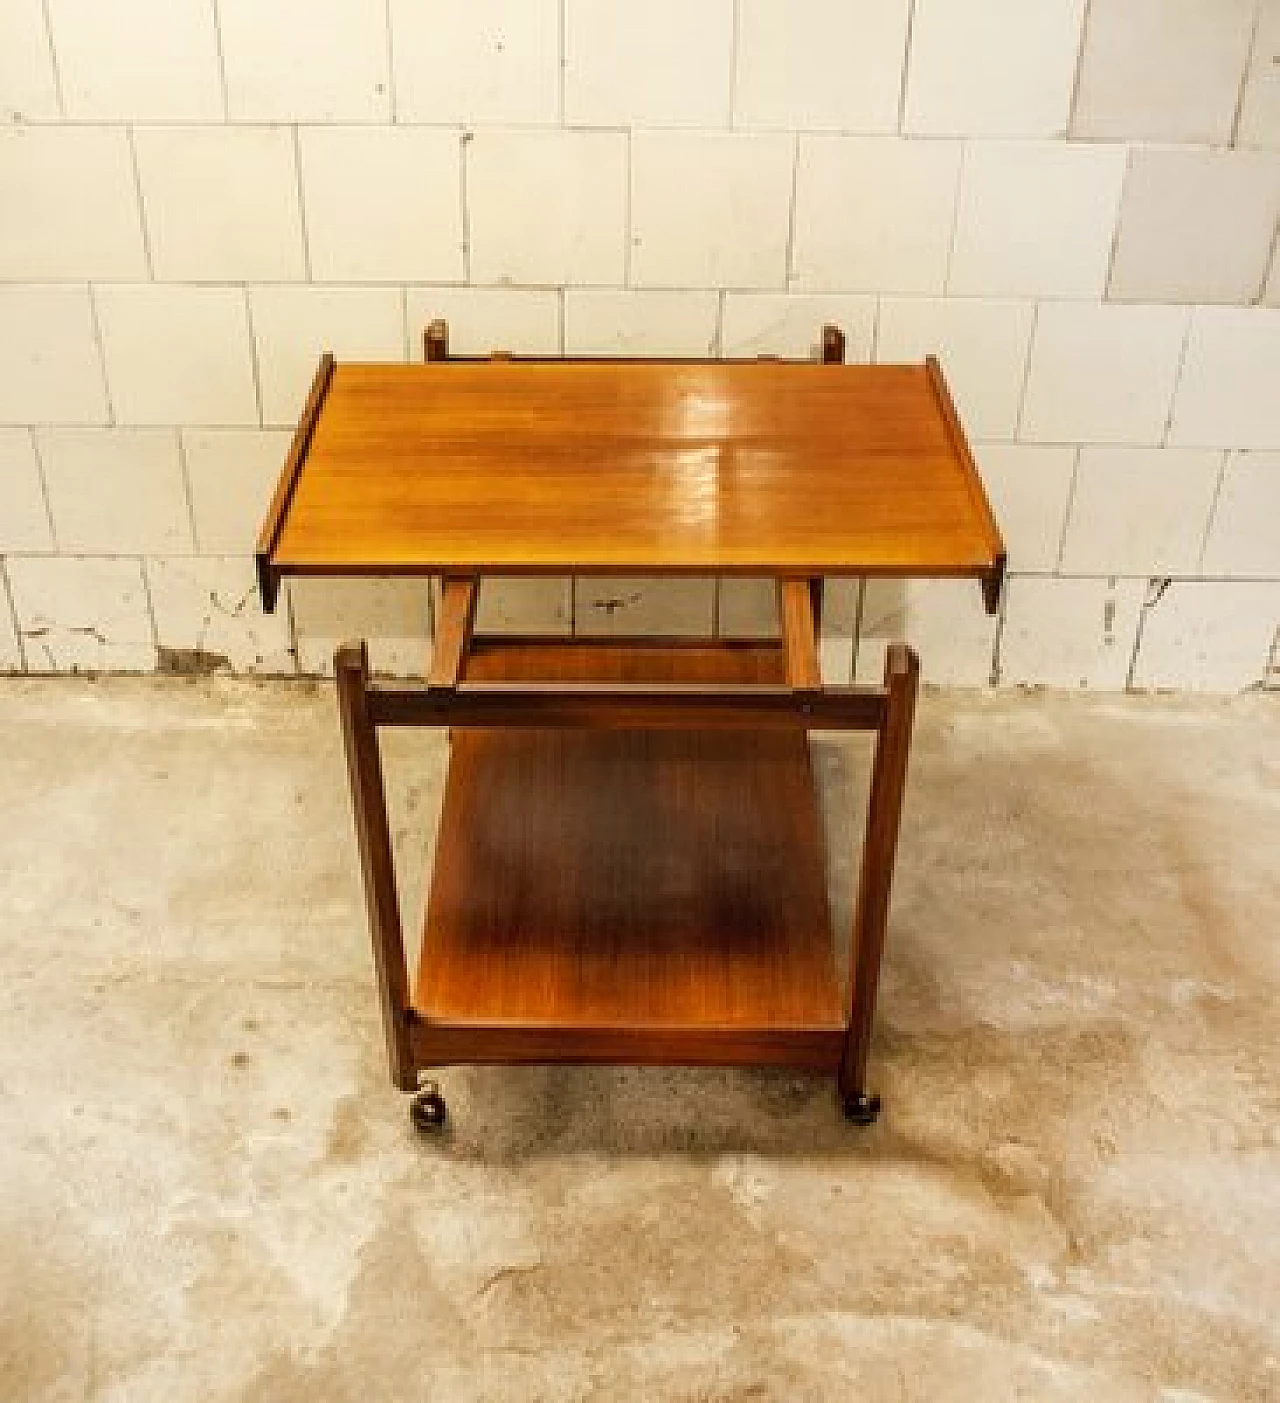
256,355,1005,613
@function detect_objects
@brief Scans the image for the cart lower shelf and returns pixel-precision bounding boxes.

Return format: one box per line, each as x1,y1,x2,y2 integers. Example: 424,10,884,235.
407,639,847,1069
414,725,845,1056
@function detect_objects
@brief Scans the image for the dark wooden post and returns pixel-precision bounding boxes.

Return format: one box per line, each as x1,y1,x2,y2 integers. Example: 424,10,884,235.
778,578,821,690
812,325,845,632
428,576,479,686
424,317,449,362
335,642,417,1091
839,642,920,1122
807,577,825,639
821,324,845,364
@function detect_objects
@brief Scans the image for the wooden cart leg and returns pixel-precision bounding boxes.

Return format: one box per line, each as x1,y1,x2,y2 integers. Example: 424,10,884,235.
335,641,419,1094
839,643,920,1123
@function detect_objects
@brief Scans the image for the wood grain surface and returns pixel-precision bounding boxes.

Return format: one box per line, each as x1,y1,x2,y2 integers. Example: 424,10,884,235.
412,640,844,1036
268,359,1003,590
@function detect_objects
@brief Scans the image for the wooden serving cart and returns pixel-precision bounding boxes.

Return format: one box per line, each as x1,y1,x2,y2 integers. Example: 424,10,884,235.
256,321,1004,1130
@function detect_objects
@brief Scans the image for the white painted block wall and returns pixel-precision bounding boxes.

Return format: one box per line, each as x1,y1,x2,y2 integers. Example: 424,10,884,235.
0,0,1277,691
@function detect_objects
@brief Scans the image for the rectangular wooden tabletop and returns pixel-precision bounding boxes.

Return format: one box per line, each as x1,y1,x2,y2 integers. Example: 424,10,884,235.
258,356,1005,612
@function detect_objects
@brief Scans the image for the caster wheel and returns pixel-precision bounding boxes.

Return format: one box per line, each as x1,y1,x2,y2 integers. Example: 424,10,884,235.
410,1084,447,1133
842,1092,882,1126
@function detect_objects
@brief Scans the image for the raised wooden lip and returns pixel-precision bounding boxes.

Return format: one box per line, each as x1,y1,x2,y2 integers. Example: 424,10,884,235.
924,354,1007,613
254,352,335,613
256,352,1007,615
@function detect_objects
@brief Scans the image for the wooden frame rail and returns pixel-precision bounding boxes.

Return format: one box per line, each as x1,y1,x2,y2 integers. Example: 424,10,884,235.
423,317,848,367
367,681,887,731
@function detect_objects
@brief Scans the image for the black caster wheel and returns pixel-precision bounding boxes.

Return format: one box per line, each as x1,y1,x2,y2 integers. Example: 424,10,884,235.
842,1092,882,1126
410,1082,447,1133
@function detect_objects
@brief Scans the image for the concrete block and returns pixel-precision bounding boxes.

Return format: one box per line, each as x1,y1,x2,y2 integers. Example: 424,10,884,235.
290,577,432,678
300,127,463,283
467,129,627,287
95,285,259,427
574,577,714,636
998,575,1145,689
1108,148,1280,305
0,287,108,426
1058,447,1222,576
404,288,562,356
818,577,859,683
249,286,405,427
720,294,876,361
181,428,292,555
135,126,305,282
734,0,910,133
565,0,733,127
904,0,1085,137
1131,580,1280,692
218,0,390,121
792,136,961,294
0,572,20,670
876,298,1035,440
47,0,222,120
1200,452,1280,578
631,131,793,290
0,429,54,552
7,556,155,673
0,127,146,280
1019,302,1188,446
1237,0,1280,149
147,556,294,675
37,428,194,555
975,443,1076,573
391,0,559,124
564,291,719,357
856,578,997,687
1168,308,1280,451
949,141,1126,298
1071,0,1257,145
475,577,572,635
0,2,59,121
717,578,778,638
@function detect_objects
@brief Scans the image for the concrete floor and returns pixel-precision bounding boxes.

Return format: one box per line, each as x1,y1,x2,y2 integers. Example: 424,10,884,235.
0,677,1277,1402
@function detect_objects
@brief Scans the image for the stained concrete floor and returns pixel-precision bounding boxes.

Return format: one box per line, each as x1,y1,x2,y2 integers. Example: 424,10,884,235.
0,677,1278,1402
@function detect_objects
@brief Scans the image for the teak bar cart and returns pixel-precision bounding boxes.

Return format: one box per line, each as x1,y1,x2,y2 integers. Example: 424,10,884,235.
256,320,1005,1131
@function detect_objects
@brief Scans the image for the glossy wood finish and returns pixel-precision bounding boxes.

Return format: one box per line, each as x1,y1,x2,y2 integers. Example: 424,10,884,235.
463,637,786,684
417,729,844,1035
839,643,920,1103
414,641,843,1047
263,357,1004,607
